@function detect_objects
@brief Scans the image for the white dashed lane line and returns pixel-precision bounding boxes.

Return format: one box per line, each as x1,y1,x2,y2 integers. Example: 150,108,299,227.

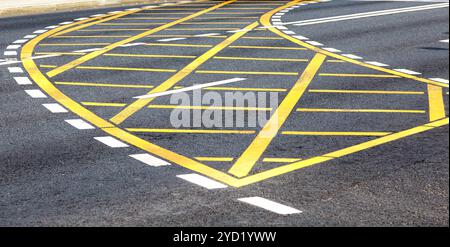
42,103,69,113
394,69,422,75
129,154,171,167
177,174,228,190
238,197,302,215
429,78,449,84
24,89,47,99
65,119,96,130
94,136,130,148
8,67,24,73
13,77,33,85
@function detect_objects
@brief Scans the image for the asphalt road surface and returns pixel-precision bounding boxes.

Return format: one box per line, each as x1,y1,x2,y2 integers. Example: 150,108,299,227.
0,0,448,226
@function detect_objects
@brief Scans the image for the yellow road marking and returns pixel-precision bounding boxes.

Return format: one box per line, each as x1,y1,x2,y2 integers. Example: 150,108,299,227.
262,158,302,163
82,102,127,107
78,29,151,32
282,131,392,136
56,81,155,89
195,16,258,19
46,0,236,78
205,12,267,14
229,45,307,50
319,73,401,78
125,128,256,134
96,23,168,26
110,21,259,125
214,56,309,62
105,53,196,59
119,17,181,20
427,85,446,121
39,43,110,46
147,105,272,111
42,64,176,74
228,53,327,178
35,52,86,55
181,22,253,24
195,157,235,162
52,35,132,38
166,28,241,30
145,43,212,48
195,70,299,76
296,108,426,114
309,89,425,95
203,86,287,92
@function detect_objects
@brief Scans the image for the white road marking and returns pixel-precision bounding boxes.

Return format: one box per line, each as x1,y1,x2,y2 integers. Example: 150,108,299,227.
24,35,37,39
73,48,103,53
8,67,24,73
238,197,302,215
134,78,246,99
195,33,221,37
14,77,33,85
285,3,449,26
65,119,95,130
323,47,342,52
129,154,171,167
42,103,68,113
342,54,363,59
91,14,106,17
120,43,147,48
34,30,48,34
293,35,309,40
46,26,59,29
25,89,47,98
94,136,129,148
440,39,449,43
7,45,21,50
157,38,187,42
394,68,422,75
306,41,323,46
74,18,89,21
429,78,449,84
177,174,228,189
365,61,389,67
13,39,28,44
284,31,296,34
4,51,18,56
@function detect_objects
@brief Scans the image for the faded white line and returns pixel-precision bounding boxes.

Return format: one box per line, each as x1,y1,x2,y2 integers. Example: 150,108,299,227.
177,174,228,189
130,154,171,167
94,136,129,148
134,78,246,99
238,197,302,215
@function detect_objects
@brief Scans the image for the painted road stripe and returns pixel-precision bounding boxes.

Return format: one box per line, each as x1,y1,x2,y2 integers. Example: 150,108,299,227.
282,131,392,136
365,61,389,67
126,128,255,135
4,51,18,56
306,41,323,46
429,78,449,84
13,39,28,44
42,103,68,113
177,174,228,189
14,77,33,85
120,43,147,47
288,3,450,26
7,45,21,50
323,48,341,52
8,67,24,73
24,35,37,39
65,119,95,130
34,30,48,34
94,136,129,148
157,37,187,42
293,35,309,40
238,197,302,215
194,33,221,37
129,154,171,167
309,89,424,95
319,73,400,78
134,78,246,99
394,69,422,75
343,54,363,59
440,39,449,43
24,89,47,98
297,108,425,114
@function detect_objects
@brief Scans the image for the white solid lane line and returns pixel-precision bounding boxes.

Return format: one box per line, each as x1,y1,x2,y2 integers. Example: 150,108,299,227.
177,174,228,189
65,119,95,130
94,136,129,148
283,3,449,26
134,78,246,99
42,103,69,113
129,154,171,167
238,197,302,215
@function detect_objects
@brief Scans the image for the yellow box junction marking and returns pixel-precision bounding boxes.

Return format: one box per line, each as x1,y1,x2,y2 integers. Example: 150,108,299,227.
427,85,446,121
20,0,449,188
109,21,260,125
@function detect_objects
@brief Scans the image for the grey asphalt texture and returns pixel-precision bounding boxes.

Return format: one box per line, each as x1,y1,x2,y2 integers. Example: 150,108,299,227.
0,0,448,226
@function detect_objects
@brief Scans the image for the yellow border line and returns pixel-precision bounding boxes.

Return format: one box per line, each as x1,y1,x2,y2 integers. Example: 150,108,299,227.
427,85,446,121
109,21,260,125
228,53,327,178
46,0,236,78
